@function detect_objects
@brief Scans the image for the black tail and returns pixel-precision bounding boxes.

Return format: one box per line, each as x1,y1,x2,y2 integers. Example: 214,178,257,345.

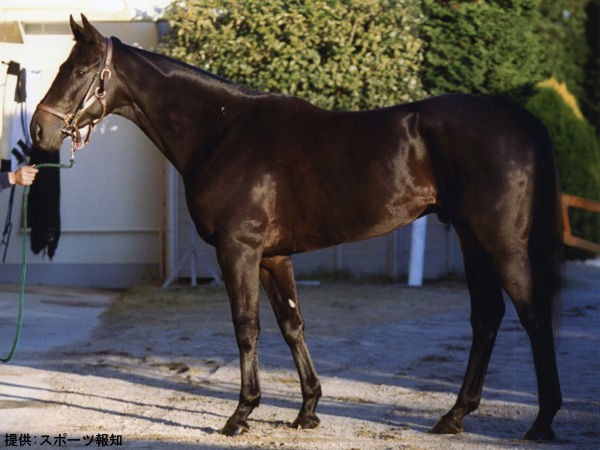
528,122,564,332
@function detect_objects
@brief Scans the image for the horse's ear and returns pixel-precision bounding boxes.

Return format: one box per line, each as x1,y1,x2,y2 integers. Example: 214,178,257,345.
80,14,104,45
70,14,86,42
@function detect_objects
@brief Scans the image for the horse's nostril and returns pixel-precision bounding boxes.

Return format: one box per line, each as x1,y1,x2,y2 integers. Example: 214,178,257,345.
34,123,43,143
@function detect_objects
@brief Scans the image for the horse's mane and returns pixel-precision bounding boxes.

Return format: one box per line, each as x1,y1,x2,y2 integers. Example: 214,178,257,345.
120,39,271,99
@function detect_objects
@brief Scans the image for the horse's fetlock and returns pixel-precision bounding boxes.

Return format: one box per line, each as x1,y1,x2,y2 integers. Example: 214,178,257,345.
313,383,322,399
466,401,480,414
247,393,261,408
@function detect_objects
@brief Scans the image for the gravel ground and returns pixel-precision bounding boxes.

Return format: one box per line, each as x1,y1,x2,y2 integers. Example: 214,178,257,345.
1,261,599,449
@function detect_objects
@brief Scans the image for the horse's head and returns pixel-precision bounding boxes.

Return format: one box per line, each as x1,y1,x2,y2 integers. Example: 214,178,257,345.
31,15,113,152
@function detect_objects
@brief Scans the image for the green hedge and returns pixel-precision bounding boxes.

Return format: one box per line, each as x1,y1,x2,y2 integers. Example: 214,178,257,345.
525,86,600,257
420,0,547,101
161,0,425,111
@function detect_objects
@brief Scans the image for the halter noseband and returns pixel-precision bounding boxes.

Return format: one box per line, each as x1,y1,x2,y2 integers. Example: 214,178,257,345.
36,37,113,154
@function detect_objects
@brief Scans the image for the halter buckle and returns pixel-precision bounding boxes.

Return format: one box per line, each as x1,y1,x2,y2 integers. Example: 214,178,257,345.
94,86,106,99
100,67,111,81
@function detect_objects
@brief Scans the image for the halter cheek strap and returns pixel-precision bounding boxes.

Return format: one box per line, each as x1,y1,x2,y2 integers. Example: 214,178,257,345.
36,37,113,154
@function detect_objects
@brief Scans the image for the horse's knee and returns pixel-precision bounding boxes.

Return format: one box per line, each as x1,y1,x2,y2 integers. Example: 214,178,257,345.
234,319,260,352
280,318,305,345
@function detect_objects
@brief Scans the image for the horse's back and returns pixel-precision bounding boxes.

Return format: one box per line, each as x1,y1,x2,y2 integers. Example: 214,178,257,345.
188,92,551,255
264,100,440,251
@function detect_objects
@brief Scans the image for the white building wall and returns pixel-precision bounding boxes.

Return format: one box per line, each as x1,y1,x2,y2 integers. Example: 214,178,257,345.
0,20,166,288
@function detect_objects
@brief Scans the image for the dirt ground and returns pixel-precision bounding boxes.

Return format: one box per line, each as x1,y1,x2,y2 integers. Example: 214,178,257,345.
1,261,599,449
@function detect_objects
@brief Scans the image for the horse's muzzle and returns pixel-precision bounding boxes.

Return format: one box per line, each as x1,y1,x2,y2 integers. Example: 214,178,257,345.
30,111,64,152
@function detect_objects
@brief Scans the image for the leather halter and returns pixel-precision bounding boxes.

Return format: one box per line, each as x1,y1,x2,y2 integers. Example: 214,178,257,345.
36,37,113,153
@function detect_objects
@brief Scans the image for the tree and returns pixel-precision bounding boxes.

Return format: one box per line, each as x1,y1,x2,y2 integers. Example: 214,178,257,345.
538,1,590,103
160,0,425,111
420,0,547,100
584,0,600,132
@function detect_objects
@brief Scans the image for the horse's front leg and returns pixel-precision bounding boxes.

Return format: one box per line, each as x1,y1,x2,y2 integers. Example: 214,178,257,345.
216,239,263,436
259,255,322,429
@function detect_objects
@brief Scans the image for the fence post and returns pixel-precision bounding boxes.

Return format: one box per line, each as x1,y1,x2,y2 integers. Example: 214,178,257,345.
408,216,427,286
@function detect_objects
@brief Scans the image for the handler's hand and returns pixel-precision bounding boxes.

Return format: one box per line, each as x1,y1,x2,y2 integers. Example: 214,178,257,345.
8,165,39,186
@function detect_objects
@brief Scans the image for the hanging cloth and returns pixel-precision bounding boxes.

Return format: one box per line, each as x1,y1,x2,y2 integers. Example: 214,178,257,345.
27,146,61,259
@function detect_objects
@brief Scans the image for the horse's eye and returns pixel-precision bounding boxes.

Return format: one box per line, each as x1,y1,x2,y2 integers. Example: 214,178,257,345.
74,69,86,78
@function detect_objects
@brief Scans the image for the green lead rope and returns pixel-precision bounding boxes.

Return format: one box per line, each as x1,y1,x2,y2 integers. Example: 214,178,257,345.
1,158,75,363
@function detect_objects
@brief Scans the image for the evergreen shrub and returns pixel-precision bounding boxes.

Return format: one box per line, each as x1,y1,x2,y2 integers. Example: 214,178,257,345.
421,0,546,101
161,0,425,111
525,85,600,257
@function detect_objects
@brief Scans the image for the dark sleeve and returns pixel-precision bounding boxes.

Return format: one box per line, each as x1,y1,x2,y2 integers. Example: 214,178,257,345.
0,172,10,191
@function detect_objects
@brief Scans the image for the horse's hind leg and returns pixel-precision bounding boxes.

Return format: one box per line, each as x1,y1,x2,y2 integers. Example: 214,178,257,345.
435,221,561,440
260,255,322,429
493,249,561,440
431,225,505,434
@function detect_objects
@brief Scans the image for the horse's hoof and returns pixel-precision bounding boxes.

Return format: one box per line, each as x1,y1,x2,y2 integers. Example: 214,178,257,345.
291,413,320,430
220,419,249,437
430,416,463,435
524,425,556,441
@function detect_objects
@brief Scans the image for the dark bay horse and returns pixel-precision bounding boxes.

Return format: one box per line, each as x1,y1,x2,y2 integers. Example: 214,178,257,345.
30,16,563,441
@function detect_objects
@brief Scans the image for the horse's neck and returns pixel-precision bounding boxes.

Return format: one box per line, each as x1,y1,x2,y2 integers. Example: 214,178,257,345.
111,43,246,173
